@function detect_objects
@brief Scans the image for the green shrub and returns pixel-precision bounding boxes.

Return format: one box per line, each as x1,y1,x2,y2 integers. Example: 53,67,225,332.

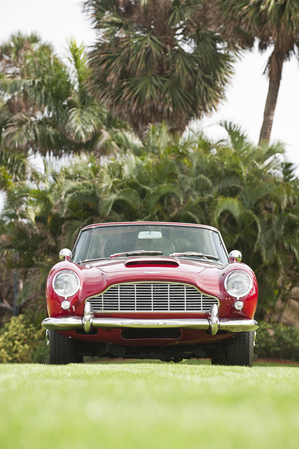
255,322,299,361
0,315,49,363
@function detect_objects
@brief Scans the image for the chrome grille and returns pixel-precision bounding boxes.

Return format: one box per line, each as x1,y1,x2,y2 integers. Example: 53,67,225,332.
86,283,218,313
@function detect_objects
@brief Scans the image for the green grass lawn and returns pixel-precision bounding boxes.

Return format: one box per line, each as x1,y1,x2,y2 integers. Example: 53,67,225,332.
1,362,299,449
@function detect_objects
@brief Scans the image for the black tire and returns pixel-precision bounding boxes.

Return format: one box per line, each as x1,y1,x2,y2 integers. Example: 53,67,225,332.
49,330,83,365
211,332,254,367
226,331,254,367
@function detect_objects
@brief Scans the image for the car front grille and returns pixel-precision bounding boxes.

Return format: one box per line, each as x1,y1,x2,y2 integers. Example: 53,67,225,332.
86,282,219,313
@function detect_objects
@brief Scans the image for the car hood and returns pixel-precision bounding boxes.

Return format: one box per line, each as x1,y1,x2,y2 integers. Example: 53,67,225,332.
92,255,215,271
88,256,226,298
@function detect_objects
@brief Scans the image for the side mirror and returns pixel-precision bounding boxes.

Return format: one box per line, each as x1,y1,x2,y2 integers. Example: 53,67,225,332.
59,248,72,261
228,250,242,263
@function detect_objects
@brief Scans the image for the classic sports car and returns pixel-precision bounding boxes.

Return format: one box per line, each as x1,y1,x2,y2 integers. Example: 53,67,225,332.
42,222,258,366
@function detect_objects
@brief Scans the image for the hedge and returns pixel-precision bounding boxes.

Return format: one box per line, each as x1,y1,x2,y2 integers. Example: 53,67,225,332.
255,322,299,362
0,315,49,363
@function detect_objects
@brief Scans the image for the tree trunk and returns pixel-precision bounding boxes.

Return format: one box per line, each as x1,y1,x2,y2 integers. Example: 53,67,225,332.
258,78,281,144
259,45,284,145
13,268,19,316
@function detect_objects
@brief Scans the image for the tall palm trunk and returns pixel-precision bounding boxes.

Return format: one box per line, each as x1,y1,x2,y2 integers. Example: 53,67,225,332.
258,44,284,144
258,77,281,144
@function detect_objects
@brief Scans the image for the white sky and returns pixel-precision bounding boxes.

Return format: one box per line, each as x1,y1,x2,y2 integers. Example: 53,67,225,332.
1,0,299,171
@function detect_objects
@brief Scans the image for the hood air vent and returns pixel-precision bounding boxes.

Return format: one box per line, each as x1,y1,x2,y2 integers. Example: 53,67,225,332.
125,258,179,268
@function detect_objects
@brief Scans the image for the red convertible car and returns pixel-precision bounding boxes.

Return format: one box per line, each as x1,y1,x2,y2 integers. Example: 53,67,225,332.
42,222,258,366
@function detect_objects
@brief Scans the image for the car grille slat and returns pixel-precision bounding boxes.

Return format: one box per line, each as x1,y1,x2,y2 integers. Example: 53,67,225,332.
86,283,218,313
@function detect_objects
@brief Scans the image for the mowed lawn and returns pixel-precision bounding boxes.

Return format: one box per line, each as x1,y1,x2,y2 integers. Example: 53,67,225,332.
1,362,299,449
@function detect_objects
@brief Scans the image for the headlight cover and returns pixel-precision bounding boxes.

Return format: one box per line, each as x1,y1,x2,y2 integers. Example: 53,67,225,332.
53,270,80,298
224,270,252,299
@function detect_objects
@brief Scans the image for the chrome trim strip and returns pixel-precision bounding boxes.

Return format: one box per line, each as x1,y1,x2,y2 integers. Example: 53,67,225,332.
91,317,211,329
83,302,93,333
42,315,258,333
208,304,219,335
219,320,259,332
42,316,83,330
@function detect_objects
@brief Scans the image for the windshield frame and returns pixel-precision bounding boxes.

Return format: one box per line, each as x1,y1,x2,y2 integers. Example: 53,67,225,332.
71,223,229,265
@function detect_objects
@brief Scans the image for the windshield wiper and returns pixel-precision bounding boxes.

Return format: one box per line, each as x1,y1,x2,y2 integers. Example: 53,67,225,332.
169,252,219,261
110,250,163,258
77,257,109,264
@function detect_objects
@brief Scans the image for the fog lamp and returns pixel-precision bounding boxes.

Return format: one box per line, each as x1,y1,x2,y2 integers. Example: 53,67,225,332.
61,300,71,310
234,300,244,311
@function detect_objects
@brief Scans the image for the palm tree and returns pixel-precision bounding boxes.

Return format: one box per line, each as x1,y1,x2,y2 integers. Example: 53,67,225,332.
1,34,72,155
215,0,299,143
85,0,233,138
0,34,124,157
63,39,106,146
52,124,183,224
0,162,69,315
203,123,299,318
0,32,43,75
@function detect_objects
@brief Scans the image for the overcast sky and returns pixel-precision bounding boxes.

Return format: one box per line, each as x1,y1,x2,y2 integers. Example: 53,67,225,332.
1,0,299,170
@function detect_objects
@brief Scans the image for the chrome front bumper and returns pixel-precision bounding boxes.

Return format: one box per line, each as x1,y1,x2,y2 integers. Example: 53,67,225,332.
42,304,258,335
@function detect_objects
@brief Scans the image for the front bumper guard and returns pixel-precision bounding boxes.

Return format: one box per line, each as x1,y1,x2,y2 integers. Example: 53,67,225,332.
42,304,258,335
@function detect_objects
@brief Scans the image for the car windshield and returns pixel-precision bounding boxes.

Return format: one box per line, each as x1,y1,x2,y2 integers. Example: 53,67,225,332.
72,224,229,264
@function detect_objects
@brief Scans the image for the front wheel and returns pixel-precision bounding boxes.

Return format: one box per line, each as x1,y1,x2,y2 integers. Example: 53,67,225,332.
211,332,254,367
49,330,83,365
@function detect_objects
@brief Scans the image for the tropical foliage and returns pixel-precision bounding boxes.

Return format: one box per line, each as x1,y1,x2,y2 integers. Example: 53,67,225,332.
1,21,299,335
1,122,299,322
85,0,233,138
0,33,127,157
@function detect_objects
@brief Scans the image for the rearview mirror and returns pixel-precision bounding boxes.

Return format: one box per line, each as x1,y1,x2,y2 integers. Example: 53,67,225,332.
138,231,162,239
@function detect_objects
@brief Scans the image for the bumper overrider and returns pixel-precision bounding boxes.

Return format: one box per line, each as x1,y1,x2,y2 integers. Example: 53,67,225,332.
42,304,258,335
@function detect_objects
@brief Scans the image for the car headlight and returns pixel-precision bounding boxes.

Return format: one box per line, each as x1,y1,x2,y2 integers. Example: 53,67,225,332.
53,270,80,298
224,270,252,298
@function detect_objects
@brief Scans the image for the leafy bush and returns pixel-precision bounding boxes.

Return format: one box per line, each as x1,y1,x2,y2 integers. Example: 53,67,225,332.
255,322,299,361
0,315,49,363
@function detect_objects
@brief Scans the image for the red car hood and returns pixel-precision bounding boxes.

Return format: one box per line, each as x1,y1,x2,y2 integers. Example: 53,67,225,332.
89,256,225,298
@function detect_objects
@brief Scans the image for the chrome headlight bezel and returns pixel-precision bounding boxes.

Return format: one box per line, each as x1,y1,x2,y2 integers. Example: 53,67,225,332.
224,270,252,299
52,269,80,299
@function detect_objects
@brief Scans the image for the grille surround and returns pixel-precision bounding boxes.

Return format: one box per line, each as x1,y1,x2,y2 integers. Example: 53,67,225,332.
85,282,219,313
